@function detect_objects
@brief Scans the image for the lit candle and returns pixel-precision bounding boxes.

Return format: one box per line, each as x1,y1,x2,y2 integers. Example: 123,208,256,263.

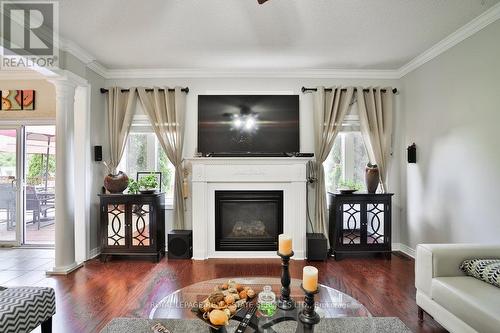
278,234,292,256
303,266,318,292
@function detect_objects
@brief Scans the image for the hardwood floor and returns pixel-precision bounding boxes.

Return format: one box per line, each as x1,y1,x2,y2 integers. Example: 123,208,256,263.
1,250,447,333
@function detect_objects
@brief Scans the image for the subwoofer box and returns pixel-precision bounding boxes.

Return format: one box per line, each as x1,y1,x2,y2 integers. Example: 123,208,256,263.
168,230,192,259
306,233,328,261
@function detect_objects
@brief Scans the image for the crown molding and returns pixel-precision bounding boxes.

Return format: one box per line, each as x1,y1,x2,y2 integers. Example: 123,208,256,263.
87,61,108,77
102,68,401,80
398,2,500,77
59,38,96,65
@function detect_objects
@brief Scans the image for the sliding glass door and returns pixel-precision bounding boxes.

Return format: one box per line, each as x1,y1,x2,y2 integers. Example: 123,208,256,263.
24,125,56,245
0,127,22,245
0,125,56,246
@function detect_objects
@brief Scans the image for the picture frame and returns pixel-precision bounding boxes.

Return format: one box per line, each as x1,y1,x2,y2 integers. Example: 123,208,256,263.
137,172,162,192
0,90,36,110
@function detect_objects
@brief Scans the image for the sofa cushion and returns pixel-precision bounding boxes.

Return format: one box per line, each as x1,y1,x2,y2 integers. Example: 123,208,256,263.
460,259,500,288
431,276,500,333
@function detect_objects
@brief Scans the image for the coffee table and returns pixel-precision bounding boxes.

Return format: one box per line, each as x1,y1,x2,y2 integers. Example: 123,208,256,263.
150,277,370,332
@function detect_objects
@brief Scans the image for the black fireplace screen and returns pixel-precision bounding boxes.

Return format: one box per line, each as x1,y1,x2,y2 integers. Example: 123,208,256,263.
215,191,284,251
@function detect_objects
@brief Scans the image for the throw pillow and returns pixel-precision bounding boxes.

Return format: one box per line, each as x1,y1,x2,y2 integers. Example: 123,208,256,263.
460,259,500,288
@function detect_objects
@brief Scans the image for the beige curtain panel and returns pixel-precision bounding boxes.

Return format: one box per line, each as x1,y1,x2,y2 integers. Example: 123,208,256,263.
357,87,394,192
313,86,354,240
137,87,187,229
105,87,137,174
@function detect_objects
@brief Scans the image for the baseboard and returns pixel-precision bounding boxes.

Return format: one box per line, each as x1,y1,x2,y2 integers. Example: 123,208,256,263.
88,247,101,260
392,243,415,258
46,262,83,275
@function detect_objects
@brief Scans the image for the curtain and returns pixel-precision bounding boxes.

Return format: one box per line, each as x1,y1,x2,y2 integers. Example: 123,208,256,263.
313,87,354,239
357,87,393,192
137,87,186,229
106,87,137,174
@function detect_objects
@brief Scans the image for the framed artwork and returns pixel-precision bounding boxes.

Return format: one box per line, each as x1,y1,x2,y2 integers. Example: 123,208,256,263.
137,172,162,192
0,90,36,110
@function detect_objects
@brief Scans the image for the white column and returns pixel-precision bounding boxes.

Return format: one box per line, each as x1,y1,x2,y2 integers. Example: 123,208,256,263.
47,78,82,274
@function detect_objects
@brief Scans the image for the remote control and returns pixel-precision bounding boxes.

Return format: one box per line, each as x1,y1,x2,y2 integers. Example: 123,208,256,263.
235,305,257,333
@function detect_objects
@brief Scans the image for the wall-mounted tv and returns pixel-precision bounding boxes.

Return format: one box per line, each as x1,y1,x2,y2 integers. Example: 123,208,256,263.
198,95,299,156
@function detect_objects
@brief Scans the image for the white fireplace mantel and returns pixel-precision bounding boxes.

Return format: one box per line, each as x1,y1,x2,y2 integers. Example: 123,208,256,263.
188,157,310,260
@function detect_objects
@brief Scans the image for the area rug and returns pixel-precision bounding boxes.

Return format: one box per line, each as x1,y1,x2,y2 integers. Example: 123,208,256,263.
100,317,411,332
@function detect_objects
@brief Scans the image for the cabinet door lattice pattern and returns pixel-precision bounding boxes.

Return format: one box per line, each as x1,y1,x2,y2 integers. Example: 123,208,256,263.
131,204,151,246
107,204,126,246
341,203,361,244
367,204,385,244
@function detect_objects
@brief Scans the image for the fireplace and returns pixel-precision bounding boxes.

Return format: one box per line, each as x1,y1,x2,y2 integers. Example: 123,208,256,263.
215,190,284,251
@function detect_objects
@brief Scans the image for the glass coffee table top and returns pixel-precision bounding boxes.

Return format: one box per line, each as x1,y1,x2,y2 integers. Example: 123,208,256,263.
150,277,370,326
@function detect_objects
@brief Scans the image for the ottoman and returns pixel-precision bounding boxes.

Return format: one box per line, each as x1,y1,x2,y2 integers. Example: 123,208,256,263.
0,286,55,333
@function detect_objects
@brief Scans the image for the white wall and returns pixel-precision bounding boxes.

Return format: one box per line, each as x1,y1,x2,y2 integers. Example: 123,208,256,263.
400,20,500,248
106,77,402,242
0,80,55,120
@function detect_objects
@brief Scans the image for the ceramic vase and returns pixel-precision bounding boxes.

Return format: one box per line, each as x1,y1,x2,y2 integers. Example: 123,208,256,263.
365,164,379,193
104,171,129,193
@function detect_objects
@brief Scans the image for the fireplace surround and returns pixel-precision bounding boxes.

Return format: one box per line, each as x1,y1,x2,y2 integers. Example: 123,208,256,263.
189,157,309,259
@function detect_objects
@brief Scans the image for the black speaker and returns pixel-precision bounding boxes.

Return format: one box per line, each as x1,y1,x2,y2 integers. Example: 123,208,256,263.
94,145,102,162
407,143,417,163
306,233,328,261
168,230,192,259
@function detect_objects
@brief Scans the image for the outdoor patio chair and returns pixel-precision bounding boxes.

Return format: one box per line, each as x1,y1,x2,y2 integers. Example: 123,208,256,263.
0,183,15,230
26,186,55,230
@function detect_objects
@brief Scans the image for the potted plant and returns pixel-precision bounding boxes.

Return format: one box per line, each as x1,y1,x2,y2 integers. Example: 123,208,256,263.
138,173,159,194
127,179,140,194
337,179,362,194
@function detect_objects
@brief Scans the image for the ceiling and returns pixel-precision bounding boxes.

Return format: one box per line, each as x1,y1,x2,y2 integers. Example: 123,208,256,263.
58,0,499,70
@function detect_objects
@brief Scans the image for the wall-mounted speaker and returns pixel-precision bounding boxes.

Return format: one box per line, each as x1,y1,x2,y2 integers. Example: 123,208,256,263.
94,145,102,162
168,230,192,259
306,233,328,261
407,143,416,163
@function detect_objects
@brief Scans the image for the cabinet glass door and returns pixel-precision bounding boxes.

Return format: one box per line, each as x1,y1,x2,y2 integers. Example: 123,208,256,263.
106,203,127,246
366,203,385,244
131,204,151,247
339,203,362,245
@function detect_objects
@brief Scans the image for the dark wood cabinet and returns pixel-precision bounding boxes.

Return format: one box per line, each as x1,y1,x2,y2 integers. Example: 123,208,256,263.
98,193,165,262
328,192,393,260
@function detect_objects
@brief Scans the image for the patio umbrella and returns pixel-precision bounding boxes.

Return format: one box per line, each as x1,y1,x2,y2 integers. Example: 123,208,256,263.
0,128,56,190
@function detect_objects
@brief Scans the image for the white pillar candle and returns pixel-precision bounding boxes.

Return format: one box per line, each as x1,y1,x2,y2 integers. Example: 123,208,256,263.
303,266,318,292
278,234,292,256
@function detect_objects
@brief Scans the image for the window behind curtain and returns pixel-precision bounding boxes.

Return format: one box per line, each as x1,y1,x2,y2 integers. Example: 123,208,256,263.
118,114,175,200
323,105,371,193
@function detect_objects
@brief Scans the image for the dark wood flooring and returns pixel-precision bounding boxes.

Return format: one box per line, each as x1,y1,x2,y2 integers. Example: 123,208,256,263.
37,252,446,333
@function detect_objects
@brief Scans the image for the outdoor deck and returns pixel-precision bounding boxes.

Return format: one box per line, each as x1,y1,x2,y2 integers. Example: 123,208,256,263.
0,210,55,245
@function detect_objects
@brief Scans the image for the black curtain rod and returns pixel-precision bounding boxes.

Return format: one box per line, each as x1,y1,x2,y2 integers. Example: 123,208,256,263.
100,87,189,94
301,87,398,94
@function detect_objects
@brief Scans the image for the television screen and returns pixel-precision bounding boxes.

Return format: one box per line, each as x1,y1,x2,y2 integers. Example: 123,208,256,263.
198,95,299,155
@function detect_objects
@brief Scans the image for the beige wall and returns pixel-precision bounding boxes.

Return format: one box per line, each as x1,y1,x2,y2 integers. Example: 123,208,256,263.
400,20,500,248
0,79,55,120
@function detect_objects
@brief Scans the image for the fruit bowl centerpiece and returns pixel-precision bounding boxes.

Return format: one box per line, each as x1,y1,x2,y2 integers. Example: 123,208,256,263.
192,279,256,328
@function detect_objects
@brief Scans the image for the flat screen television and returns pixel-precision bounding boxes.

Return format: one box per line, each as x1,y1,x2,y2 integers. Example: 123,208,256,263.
198,95,299,156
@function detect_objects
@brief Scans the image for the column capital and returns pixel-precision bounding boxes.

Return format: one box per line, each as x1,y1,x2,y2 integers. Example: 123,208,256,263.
47,69,88,96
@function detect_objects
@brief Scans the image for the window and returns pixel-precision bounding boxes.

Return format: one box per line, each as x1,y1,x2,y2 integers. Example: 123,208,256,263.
119,115,175,200
324,114,370,193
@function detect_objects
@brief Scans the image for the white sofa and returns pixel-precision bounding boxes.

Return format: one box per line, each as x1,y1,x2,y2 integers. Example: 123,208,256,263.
415,244,500,333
